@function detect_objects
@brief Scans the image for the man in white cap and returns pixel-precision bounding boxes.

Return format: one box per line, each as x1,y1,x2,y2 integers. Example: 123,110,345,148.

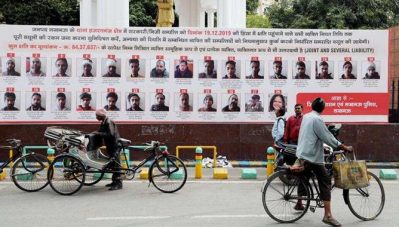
94,109,123,190
26,57,46,77
81,58,94,77
102,58,121,77
2,57,21,76
363,62,380,79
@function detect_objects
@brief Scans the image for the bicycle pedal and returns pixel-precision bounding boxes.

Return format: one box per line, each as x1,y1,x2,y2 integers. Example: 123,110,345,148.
309,207,316,213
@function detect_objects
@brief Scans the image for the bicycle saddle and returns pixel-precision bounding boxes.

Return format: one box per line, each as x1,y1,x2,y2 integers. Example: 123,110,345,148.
6,139,21,147
117,138,131,147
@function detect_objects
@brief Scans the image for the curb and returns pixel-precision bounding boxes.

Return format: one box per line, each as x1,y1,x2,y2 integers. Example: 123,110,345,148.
129,160,399,168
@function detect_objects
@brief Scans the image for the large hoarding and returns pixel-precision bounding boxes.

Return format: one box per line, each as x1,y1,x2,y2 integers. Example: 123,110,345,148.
0,25,389,123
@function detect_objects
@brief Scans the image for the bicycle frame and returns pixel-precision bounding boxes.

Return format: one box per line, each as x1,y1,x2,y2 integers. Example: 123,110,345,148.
294,150,349,211
84,143,173,180
0,144,22,172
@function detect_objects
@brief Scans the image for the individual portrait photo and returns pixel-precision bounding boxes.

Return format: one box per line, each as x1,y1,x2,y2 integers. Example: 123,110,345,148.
198,94,217,112
246,60,264,79
78,58,96,77
127,59,145,78
269,60,288,79
126,92,144,111
52,57,71,77
103,92,120,111
222,93,240,112
76,92,96,111
151,92,169,111
175,92,193,111
1,92,20,111
222,60,240,79
293,60,310,79
362,61,380,79
315,61,333,79
150,59,169,78
245,94,264,112
268,93,287,112
26,92,46,111
52,92,71,111
198,59,217,79
340,61,357,79
26,57,47,77
101,58,121,77
1,57,21,76
174,59,193,78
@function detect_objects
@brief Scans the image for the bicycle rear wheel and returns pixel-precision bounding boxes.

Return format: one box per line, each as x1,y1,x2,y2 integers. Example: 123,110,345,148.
149,155,187,193
11,153,50,192
262,171,310,223
345,171,385,221
47,155,85,195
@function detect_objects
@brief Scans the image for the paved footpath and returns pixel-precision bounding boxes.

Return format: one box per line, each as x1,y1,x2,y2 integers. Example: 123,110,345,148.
0,168,398,227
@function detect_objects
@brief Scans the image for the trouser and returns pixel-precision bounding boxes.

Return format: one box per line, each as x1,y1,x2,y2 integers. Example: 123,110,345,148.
298,160,331,201
107,145,122,184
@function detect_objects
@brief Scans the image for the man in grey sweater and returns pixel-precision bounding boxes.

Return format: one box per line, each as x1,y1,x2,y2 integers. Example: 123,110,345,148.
296,97,352,227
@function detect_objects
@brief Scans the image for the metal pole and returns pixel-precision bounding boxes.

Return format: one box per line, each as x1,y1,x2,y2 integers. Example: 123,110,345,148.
391,79,395,111
397,80,399,122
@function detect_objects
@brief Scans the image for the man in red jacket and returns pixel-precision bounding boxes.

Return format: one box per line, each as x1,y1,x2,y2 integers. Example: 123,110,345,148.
283,104,303,144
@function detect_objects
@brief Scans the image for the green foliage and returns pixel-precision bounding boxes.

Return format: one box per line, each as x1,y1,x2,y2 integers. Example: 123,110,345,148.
267,0,399,29
130,0,157,27
247,0,260,14
0,0,79,25
0,12,4,23
246,14,271,28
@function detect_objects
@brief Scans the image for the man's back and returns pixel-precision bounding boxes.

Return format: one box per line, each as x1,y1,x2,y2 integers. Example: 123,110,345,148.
99,117,120,150
297,111,339,164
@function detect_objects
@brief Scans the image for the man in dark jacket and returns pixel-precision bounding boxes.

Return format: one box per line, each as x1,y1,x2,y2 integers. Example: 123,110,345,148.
95,109,122,190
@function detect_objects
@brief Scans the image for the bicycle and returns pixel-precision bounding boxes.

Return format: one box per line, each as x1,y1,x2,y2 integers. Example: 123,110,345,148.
0,139,50,192
261,149,385,223
46,130,188,195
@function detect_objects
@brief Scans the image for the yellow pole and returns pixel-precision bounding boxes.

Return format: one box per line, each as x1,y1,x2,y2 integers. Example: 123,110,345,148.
195,147,203,179
213,146,217,168
266,147,275,177
8,148,13,167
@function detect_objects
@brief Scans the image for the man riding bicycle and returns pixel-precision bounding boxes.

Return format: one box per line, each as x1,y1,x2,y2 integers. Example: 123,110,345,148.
295,98,352,227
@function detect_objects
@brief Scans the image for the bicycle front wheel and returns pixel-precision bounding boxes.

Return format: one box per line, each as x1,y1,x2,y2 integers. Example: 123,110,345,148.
262,171,310,223
11,153,50,192
149,155,187,193
345,171,385,221
47,155,85,195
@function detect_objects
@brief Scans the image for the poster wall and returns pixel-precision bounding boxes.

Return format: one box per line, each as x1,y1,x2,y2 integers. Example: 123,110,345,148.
0,25,389,123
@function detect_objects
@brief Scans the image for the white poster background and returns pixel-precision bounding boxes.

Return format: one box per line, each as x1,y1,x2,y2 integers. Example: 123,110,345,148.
0,25,389,123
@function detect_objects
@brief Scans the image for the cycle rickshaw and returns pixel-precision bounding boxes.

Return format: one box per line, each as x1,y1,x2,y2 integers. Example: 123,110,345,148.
44,126,187,195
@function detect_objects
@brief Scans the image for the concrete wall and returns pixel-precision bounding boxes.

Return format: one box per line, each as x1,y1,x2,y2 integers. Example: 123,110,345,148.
1,123,398,162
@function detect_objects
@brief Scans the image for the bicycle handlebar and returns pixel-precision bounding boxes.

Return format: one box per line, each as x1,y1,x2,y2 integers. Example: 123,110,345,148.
143,141,159,146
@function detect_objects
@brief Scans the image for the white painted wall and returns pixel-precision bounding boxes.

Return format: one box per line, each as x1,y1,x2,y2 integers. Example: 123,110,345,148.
80,0,129,27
